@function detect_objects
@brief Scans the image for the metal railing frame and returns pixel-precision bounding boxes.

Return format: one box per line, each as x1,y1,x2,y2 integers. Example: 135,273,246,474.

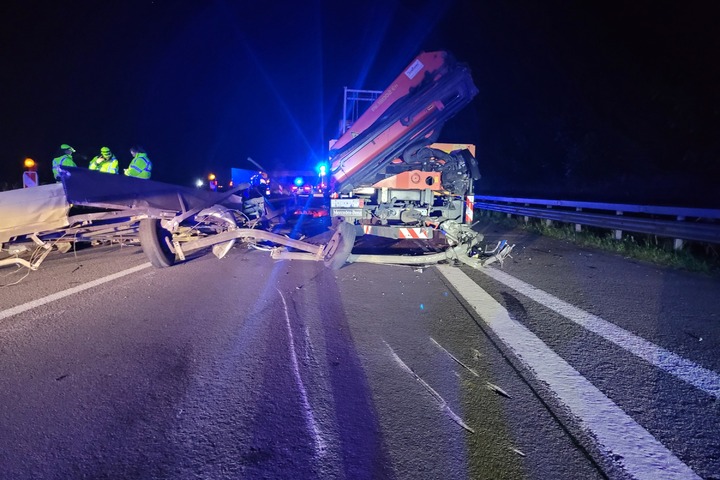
474,195,720,249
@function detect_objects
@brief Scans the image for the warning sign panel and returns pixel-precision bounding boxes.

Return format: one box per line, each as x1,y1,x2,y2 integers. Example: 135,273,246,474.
23,171,38,188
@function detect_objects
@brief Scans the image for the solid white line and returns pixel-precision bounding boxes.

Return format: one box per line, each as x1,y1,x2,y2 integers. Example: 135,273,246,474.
436,265,700,480
0,263,152,321
479,266,720,399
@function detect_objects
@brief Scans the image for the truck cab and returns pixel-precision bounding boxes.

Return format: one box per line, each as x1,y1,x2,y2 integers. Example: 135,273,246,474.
328,51,481,241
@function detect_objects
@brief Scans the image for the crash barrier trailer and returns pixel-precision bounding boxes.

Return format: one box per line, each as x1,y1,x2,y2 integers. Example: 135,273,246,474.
474,195,720,250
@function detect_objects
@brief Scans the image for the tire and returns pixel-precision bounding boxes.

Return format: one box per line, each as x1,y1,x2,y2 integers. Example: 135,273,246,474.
323,221,356,270
138,218,175,268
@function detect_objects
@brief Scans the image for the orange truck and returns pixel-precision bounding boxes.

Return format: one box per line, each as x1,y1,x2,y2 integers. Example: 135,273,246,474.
323,51,512,267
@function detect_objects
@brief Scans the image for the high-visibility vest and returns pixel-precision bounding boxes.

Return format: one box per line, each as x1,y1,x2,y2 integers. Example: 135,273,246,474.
90,155,119,174
51,154,77,180
124,153,152,179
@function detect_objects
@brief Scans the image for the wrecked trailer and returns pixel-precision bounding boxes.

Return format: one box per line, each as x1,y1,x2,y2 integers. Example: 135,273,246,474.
59,167,513,270
0,180,141,271
58,166,328,269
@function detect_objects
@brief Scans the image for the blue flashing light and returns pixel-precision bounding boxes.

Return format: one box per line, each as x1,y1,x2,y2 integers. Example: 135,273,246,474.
294,176,304,187
316,162,328,175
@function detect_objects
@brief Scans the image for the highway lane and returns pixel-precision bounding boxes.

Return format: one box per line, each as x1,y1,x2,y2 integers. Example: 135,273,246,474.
0,233,717,479
468,224,720,478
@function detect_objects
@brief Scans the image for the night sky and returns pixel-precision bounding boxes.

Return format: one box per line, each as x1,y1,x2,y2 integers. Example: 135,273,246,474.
2,1,718,206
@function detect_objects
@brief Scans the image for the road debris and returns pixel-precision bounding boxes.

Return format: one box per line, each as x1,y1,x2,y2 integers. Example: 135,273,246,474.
385,340,475,433
430,336,479,377
486,382,512,399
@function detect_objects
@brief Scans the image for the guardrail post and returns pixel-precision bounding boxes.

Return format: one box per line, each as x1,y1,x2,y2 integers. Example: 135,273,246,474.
674,216,685,250
575,208,582,232
614,211,623,240
545,205,553,227
524,204,529,224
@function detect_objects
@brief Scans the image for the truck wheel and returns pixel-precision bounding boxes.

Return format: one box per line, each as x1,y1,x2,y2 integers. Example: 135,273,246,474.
138,218,175,268
323,221,356,270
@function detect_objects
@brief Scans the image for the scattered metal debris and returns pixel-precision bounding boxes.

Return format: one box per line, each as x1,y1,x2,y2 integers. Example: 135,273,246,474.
385,340,475,433
430,336,479,377
486,382,512,399
684,330,703,342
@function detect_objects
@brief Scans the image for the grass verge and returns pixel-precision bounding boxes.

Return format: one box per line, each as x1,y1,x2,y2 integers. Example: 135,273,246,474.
478,211,720,275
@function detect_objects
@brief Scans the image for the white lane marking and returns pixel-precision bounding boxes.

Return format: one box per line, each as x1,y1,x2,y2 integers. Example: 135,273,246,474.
479,266,720,400
0,263,152,321
437,265,700,480
277,289,328,458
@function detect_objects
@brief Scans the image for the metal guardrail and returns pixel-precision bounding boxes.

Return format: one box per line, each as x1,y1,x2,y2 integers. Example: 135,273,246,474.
474,195,720,248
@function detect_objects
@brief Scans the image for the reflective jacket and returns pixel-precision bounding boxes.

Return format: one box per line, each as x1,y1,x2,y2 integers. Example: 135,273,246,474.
51,154,77,180
124,152,152,179
90,155,119,174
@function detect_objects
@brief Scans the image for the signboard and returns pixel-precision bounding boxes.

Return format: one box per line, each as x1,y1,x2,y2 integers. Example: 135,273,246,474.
23,171,38,188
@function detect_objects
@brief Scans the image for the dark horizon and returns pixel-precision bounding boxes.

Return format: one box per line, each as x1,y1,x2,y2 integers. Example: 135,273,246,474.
2,1,718,207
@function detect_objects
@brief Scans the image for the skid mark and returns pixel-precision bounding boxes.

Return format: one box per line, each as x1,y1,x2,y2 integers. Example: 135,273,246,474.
277,289,328,458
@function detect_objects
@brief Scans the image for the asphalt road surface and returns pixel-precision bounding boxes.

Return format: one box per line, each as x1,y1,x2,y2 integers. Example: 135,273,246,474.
0,226,718,479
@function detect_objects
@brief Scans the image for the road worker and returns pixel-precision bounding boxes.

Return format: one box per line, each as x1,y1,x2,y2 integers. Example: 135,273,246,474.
89,146,119,174
51,144,77,180
124,145,152,179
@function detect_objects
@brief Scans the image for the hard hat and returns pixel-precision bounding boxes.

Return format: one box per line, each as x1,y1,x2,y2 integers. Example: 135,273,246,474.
101,147,111,155
60,144,76,152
